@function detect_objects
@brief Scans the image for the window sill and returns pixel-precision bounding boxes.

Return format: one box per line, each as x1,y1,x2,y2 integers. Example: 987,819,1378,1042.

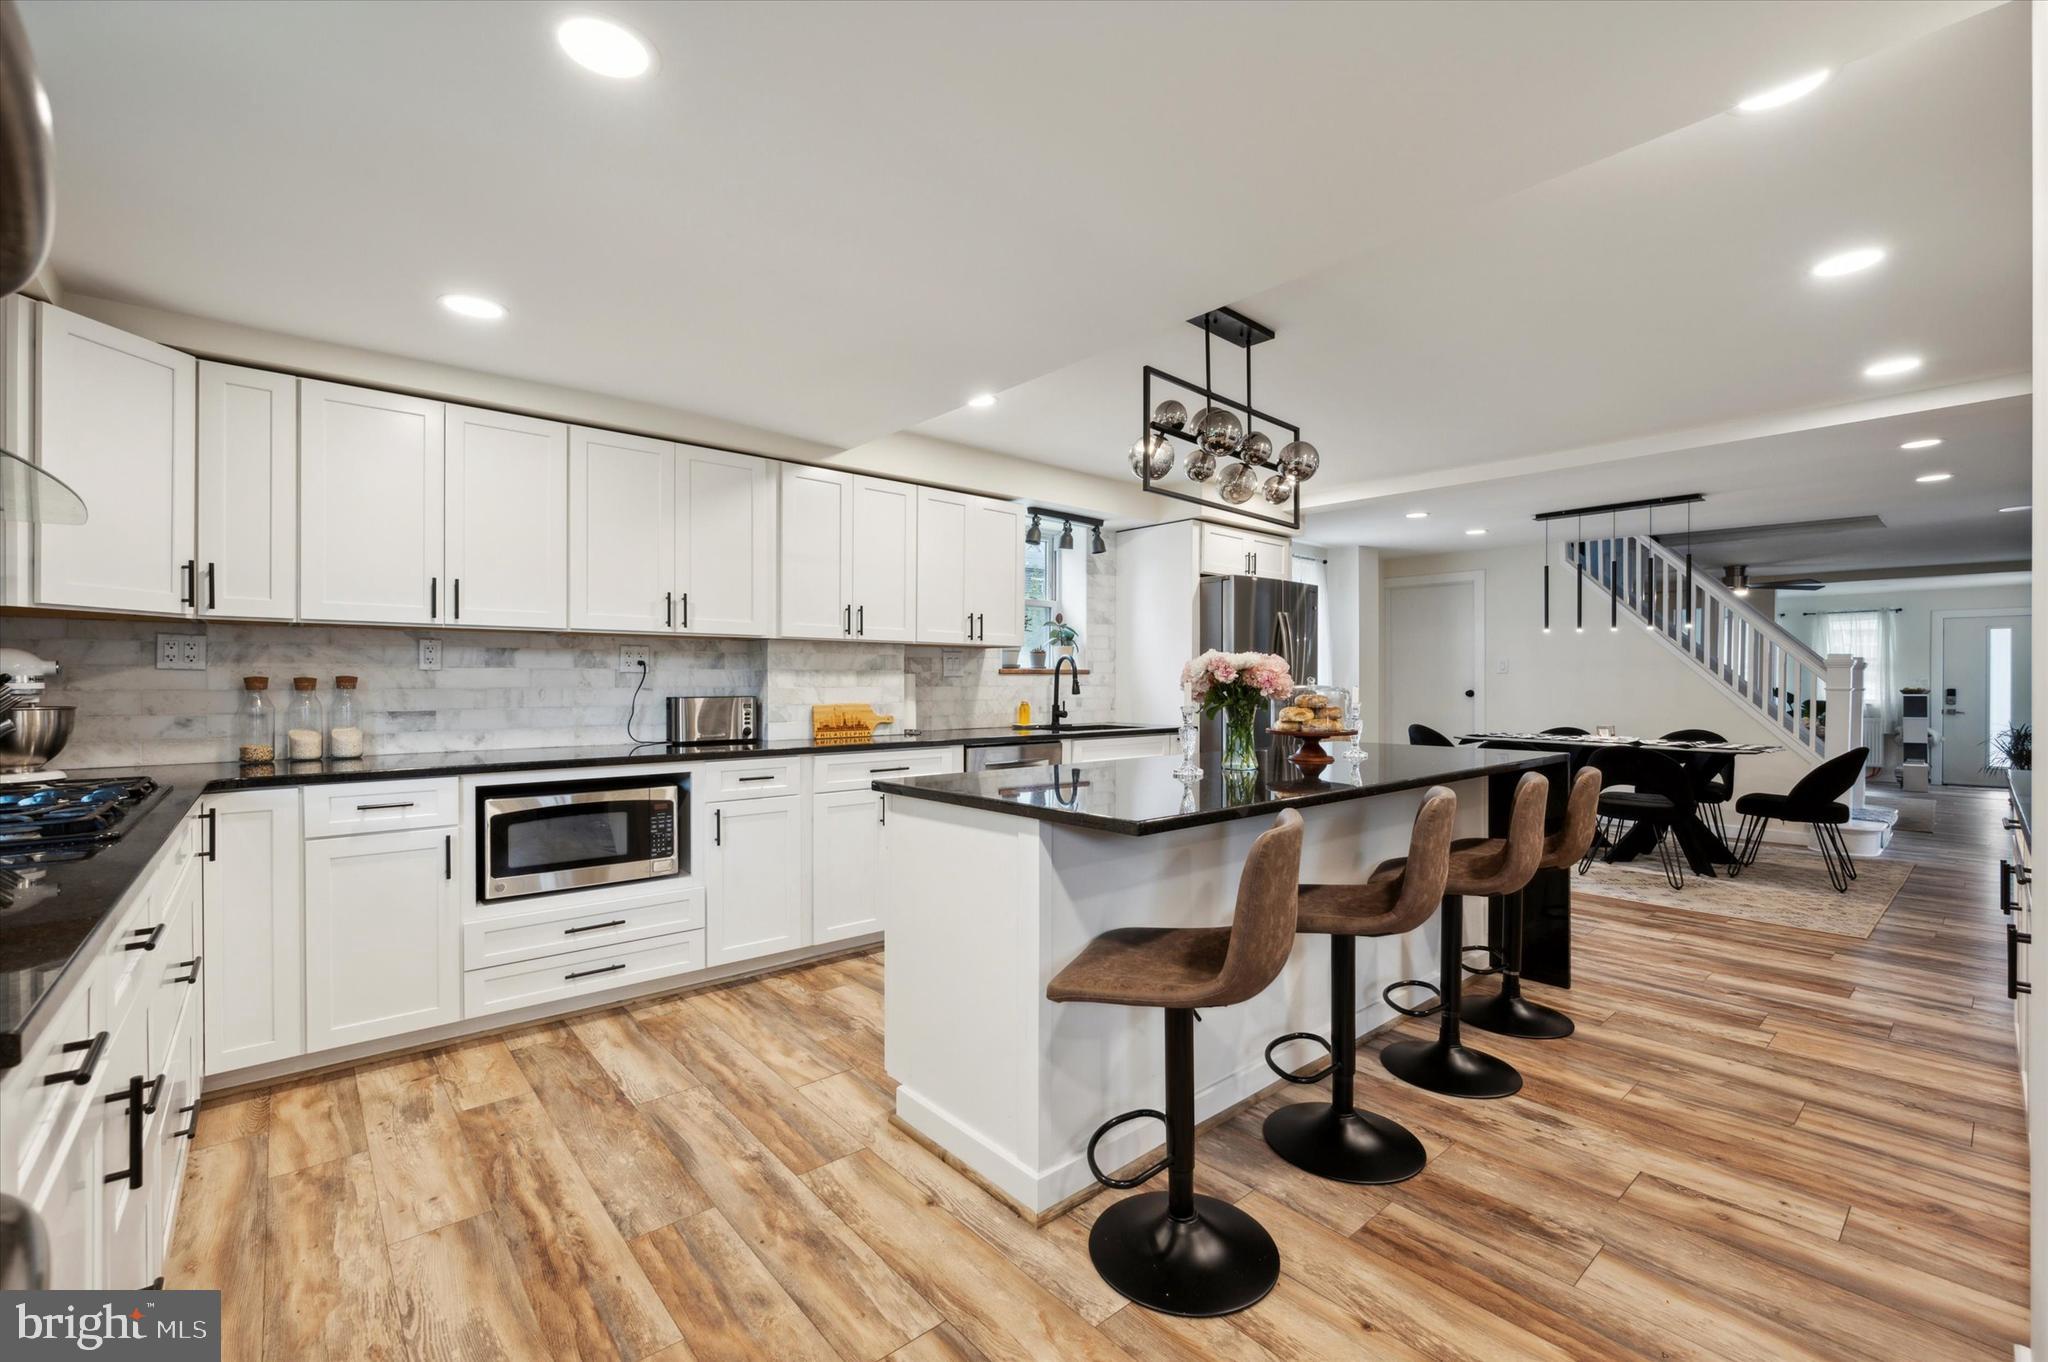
998,667,1093,676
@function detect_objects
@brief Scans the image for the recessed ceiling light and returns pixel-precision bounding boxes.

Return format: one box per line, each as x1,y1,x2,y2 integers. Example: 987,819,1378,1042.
1914,472,1952,484
1464,528,1487,536
1899,438,1942,450
1863,354,1923,379
439,293,506,321
556,15,654,79
1735,68,1831,114
1810,246,1885,279
1405,511,1428,520
966,393,997,409
2000,505,2030,513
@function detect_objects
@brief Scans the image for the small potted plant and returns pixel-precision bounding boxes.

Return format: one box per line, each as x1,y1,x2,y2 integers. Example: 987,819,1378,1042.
1028,645,1048,668
1992,723,2032,771
1048,614,1080,662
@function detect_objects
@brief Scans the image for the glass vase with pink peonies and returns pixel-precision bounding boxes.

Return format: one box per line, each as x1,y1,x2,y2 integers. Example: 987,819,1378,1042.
1180,649,1295,772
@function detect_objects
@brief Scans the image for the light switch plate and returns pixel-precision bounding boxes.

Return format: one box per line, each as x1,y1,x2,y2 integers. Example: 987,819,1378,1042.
618,645,652,673
418,638,442,671
1495,659,1510,674
155,634,206,671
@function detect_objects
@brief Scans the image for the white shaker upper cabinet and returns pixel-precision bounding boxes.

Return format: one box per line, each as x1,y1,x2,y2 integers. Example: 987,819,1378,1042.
676,444,776,637
1249,533,1290,580
848,474,917,643
778,464,853,639
1197,523,1252,577
33,304,196,614
445,405,569,630
965,497,1027,647
196,361,297,621
299,381,445,624
914,487,972,645
569,426,676,634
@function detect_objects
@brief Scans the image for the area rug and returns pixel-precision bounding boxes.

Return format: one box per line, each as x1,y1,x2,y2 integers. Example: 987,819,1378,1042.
1573,845,1913,938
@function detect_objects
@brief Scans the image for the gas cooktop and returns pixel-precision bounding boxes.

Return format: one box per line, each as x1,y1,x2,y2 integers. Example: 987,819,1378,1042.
0,776,168,858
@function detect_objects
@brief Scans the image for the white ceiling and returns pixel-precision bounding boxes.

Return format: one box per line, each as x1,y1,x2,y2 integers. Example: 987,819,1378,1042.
18,0,1992,451
919,1,2028,541
1303,393,2031,573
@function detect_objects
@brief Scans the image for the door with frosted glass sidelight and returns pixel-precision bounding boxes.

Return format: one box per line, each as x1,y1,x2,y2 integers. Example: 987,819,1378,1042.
1938,613,2031,786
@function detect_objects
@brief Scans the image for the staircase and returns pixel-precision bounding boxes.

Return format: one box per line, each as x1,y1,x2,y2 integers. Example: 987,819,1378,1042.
1566,534,1866,768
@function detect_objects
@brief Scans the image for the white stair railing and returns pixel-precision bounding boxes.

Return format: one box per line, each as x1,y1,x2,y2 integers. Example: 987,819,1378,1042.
1566,536,1860,765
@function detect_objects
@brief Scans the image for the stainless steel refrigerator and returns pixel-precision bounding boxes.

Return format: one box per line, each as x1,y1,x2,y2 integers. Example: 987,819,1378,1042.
1198,574,1320,757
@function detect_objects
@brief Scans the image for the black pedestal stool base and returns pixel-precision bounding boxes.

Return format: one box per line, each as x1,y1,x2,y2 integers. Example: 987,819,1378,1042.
1381,1036,1524,1099
1262,1100,1426,1185
1088,1191,1280,1318
1460,988,1576,1040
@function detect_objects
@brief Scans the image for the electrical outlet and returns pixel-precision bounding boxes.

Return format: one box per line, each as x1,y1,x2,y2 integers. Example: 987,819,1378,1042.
155,634,206,671
418,638,442,671
618,645,652,673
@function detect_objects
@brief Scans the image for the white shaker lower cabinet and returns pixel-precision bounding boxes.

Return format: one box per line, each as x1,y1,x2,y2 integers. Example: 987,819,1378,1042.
811,789,887,942
195,360,297,620
444,404,569,630
569,425,677,633
201,790,305,1074
299,379,446,625
94,1010,152,1292
303,827,462,1051
33,302,197,615
676,443,776,636
704,795,809,965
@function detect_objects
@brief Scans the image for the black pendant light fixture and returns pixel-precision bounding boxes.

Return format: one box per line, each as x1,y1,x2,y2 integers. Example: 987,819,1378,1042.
1058,519,1075,551
1024,513,1042,546
1542,518,1551,634
1575,514,1585,633
1023,507,1107,556
1089,524,1107,555
1682,502,1695,636
1608,511,1618,631
1535,493,1706,641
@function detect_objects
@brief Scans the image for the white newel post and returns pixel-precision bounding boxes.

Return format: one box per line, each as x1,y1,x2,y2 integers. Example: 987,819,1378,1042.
1824,653,1867,811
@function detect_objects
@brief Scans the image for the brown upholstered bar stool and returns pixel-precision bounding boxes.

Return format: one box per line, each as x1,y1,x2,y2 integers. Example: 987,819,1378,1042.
1461,766,1602,1040
1262,786,1457,1184
1380,770,1547,1099
1047,809,1304,1318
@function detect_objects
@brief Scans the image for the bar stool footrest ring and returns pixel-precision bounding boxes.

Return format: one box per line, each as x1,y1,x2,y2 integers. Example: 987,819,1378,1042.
1086,1108,1171,1190
1383,980,1443,1019
1263,1031,1334,1085
1460,945,1506,978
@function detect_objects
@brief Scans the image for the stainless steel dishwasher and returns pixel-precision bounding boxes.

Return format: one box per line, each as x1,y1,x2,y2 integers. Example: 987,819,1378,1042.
967,740,1063,773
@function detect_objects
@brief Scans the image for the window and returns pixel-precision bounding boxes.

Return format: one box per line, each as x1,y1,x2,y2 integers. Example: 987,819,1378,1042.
1818,611,1886,702
1023,537,1062,656
1989,627,2014,766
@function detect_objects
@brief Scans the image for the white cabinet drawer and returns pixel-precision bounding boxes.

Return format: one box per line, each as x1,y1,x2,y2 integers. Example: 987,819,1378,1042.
464,929,705,1017
6,975,99,1196
303,778,457,836
700,758,802,800
147,856,202,1077
465,883,705,970
812,745,962,794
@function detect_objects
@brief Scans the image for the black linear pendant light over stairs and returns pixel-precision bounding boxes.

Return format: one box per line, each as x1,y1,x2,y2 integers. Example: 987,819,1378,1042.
1534,493,1707,640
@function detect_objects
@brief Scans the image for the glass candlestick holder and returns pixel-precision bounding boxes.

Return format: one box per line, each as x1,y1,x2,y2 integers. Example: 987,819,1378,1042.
1175,703,1203,777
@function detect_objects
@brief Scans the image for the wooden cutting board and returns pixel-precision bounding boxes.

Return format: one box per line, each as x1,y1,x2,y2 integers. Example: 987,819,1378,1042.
811,703,897,745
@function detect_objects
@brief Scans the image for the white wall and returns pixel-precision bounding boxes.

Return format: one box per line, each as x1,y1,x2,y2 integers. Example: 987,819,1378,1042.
1382,540,1810,799
1778,583,2030,692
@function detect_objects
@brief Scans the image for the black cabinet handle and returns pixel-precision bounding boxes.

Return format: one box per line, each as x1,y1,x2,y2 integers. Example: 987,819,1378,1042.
44,1031,108,1086
174,956,202,985
454,578,462,620
1463,689,1476,698
202,806,218,861
355,801,415,811
713,808,722,846
843,604,852,636
125,923,166,952
2002,859,2015,914
681,592,688,629
564,918,627,935
879,796,887,826
979,613,986,640
665,591,673,628
445,834,452,880
206,562,217,610
566,962,628,981
869,765,911,774
430,576,438,619
142,1071,167,1116
175,1101,199,1140
967,611,974,638
737,774,776,783
2009,921,2032,999
180,559,195,608
103,1074,145,1189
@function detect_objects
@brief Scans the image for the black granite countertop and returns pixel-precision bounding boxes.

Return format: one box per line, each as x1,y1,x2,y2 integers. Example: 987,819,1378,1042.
0,723,1171,1069
872,743,1568,836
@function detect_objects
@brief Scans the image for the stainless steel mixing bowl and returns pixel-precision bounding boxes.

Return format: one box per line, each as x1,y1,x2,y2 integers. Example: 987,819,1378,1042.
0,705,75,771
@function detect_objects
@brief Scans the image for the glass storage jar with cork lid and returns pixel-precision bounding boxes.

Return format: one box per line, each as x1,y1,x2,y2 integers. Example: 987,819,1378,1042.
236,676,276,766
329,676,364,759
285,677,323,761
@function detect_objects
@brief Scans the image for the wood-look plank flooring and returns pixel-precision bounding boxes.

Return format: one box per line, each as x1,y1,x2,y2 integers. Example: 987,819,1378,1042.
171,785,2029,1360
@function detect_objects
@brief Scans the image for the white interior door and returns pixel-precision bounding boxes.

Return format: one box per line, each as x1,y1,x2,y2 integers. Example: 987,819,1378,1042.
569,426,675,633
445,405,569,629
676,444,776,636
1939,613,2032,786
1385,575,1481,741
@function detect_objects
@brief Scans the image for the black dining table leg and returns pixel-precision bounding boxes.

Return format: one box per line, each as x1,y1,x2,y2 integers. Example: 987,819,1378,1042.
1606,808,1736,877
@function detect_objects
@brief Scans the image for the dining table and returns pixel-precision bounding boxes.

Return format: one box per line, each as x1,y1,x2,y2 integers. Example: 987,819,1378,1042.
1458,731,1781,878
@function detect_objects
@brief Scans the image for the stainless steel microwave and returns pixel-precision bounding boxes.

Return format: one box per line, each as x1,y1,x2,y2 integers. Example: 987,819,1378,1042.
479,776,683,902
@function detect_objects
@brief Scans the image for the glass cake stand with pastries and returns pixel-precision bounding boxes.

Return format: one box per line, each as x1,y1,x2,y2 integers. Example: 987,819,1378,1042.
1269,686,1357,775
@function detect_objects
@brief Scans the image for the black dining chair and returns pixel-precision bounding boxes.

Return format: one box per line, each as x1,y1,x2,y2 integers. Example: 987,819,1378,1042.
1407,723,1455,747
1660,728,1734,841
1577,748,1693,890
1728,746,1870,893
1540,726,1590,736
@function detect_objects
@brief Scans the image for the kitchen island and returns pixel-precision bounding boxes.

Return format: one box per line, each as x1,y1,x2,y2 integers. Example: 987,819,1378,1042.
873,743,1568,1218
